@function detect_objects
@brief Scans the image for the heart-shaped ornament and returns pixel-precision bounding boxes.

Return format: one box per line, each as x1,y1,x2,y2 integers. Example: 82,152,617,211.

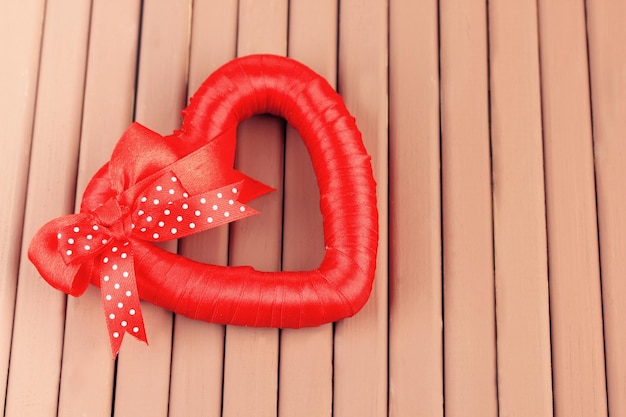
29,54,378,356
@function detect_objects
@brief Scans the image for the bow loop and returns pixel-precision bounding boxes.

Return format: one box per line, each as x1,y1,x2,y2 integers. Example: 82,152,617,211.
29,213,97,296
130,172,258,242
56,219,112,265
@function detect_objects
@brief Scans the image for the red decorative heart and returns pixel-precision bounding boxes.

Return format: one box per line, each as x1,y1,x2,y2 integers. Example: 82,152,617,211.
29,54,378,355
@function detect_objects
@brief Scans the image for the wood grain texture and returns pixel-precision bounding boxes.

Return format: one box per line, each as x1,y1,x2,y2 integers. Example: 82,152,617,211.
112,1,192,416
56,2,141,415
167,1,238,415
388,1,442,416
537,1,607,416
4,0,92,415
278,1,337,416
221,1,287,416
0,0,46,409
584,1,626,416
334,0,388,416
440,1,498,416
488,1,553,416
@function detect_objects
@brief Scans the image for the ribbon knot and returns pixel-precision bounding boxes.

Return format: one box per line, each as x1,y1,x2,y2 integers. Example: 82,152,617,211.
28,123,273,356
94,197,132,235
56,198,132,266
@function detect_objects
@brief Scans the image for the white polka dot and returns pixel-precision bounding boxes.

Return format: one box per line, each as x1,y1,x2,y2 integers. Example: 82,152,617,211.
183,192,189,198
224,212,230,218
232,187,238,194
103,257,109,263
200,198,206,204
84,245,91,250
112,247,118,253
176,216,183,222
117,302,123,308
131,223,136,229
141,196,147,202
153,233,159,239
121,321,127,327
158,221,165,227
153,199,159,205
140,227,147,232
123,241,129,246
103,275,110,282
57,233,62,239
121,253,127,259
164,209,170,215
133,327,139,333
73,227,80,233
171,228,177,234
169,189,175,195
156,185,162,191
137,210,144,216
171,176,177,182
228,199,234,205
189,222,196,229
112,264,118,271
125,290,131,297
182,203,189,209
102,239,108,244
122,271,129,278
109,313,115,319
146,216,152,222
212,205,218,211
113,332,119,338
114,283,120,289
194,210,201,216
105,294,112,301
93,225,99,231
240,206,245,212
129,309,136,315
207,217,213,223
217,192,223,198
66,249,72,256
68,238,74,244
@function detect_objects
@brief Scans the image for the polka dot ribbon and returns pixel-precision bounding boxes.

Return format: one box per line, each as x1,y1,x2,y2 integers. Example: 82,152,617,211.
29,122,271,356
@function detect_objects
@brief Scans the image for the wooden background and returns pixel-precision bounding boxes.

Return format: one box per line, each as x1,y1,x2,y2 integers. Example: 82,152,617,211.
1,0,624,416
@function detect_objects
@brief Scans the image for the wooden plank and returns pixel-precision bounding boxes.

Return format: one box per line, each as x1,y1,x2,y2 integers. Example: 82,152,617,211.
221,1,287,416
586,2,626,415
333,1,388,416
488,1,553,415
56,1,141,415
112,1,192,416
278,1,337,416
537,1,607,416
0,0,46,409
167,1,238,415
388,0,442,416
588,3,626,417
4,0,92,415
439,1,498,416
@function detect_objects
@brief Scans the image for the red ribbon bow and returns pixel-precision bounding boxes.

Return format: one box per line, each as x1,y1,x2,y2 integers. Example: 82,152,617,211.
29,122,272,356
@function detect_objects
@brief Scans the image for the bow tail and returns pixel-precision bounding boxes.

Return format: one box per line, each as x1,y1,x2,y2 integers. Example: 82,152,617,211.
97,242,147,357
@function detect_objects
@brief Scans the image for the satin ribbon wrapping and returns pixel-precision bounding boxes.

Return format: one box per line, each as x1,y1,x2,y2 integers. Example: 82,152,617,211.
29,54,378,356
